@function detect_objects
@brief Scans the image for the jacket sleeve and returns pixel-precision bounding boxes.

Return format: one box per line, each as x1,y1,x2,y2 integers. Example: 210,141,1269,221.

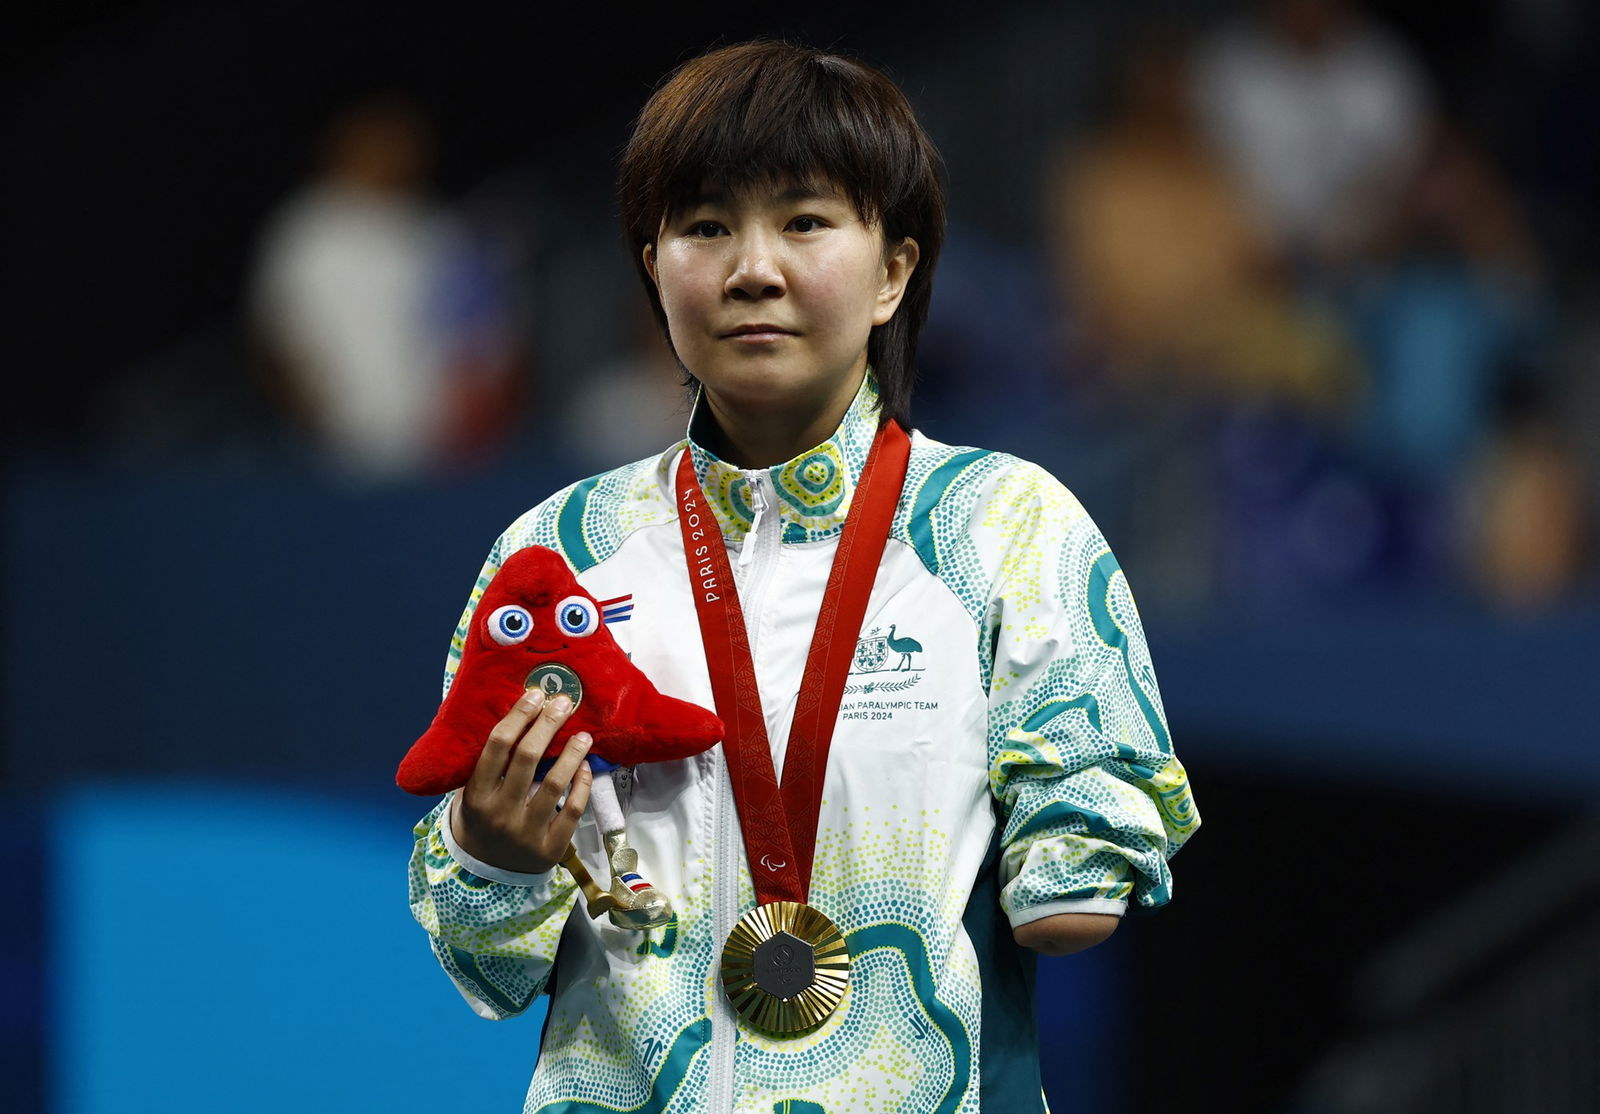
408,795,579,1019
406,521,579,1019
980,462,1200,927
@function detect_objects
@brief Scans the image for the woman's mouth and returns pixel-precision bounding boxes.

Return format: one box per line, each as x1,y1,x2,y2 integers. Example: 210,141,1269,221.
722,324,796,342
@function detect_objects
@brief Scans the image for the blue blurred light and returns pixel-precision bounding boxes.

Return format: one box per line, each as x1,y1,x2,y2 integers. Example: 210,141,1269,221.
49,782,544,1114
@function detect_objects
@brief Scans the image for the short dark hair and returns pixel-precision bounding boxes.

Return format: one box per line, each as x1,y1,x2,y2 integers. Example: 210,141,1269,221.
617,41,946,428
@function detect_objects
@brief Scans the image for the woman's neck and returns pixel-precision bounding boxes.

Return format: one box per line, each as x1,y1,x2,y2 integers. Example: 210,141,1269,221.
700,370,866,469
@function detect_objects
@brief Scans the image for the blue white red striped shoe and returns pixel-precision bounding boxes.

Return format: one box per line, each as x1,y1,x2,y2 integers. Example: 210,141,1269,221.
602,832,672,929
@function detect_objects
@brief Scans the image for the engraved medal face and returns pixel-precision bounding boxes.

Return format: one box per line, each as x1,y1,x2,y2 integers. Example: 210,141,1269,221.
752,931,816,999
720,901,849,1035
525,662,583,708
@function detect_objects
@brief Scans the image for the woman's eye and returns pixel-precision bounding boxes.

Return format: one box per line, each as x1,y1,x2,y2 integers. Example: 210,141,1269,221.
789,216,823,233
691,221,724,238
554,595,599,638
487,605,533,646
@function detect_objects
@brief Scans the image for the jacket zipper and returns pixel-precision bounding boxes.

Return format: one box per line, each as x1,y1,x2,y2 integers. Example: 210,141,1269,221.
737,483,768,567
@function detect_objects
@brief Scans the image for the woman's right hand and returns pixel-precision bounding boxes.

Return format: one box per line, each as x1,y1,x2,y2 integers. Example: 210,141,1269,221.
450,688,594,875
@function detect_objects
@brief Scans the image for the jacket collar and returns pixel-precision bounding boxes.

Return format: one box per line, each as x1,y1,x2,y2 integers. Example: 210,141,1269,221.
673,373,884,546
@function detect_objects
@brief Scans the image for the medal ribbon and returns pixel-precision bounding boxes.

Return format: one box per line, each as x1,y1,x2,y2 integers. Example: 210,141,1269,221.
676,419,911,904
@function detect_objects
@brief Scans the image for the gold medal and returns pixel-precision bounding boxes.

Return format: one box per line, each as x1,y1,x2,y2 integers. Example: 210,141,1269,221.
525,662,583,708
720,901,850,1035
682,426,908,1039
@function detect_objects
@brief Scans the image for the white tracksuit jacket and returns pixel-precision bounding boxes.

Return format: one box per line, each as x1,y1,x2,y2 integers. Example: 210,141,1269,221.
408,375,1199,1113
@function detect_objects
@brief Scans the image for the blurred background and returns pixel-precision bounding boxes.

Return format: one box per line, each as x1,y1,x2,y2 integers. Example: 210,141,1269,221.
5,0,1597,1110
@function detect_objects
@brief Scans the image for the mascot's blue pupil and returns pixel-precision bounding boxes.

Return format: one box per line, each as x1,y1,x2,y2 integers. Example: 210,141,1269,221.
564,607,585,630
502,612,526,634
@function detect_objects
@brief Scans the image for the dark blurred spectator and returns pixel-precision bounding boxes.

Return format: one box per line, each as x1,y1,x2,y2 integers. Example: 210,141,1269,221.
1048,27,1356,410
1351,118,1543,487
1192,0,1429,268
561,302,691,475
1190,1,1563,602
251,93,522,480
1461,387,1590,612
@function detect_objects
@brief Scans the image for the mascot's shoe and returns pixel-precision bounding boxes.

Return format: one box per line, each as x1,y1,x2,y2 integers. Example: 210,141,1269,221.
603,832,673,930
558,846,622,919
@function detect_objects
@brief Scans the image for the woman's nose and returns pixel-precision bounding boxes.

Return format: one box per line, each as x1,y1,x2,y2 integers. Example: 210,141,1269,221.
724,235,785,300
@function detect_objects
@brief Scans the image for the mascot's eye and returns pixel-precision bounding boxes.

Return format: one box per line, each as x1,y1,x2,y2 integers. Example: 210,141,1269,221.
487,605,533,646
554,595,598,638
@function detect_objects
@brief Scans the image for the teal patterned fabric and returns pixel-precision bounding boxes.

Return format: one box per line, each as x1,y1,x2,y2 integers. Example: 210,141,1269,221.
410,371,1198,1111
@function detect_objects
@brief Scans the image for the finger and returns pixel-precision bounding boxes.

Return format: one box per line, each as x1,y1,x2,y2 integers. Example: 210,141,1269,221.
502,694,576,801
466,687,546,799
526,727,592,820
548,761,593,845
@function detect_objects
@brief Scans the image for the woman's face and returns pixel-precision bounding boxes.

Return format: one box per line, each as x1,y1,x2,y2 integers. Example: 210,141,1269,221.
644,180,917,434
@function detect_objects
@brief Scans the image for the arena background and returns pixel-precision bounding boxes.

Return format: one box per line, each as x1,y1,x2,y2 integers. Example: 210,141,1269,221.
5,1,1597,1111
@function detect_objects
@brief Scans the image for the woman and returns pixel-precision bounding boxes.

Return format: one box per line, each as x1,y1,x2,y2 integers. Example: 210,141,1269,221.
409,40,1198,1113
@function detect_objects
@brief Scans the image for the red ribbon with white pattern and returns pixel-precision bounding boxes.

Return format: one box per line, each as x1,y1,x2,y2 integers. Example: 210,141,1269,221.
675,419,911,903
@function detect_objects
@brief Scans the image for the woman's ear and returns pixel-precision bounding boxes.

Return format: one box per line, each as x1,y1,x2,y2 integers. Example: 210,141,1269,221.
872,237,921,327
642,242,659,287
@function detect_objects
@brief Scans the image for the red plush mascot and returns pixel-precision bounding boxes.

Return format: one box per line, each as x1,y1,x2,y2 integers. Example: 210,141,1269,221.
398,545,723,928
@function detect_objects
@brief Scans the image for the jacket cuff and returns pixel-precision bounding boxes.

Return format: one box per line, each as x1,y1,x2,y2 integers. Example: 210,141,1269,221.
1007,897,1127,928
440,797,558,890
